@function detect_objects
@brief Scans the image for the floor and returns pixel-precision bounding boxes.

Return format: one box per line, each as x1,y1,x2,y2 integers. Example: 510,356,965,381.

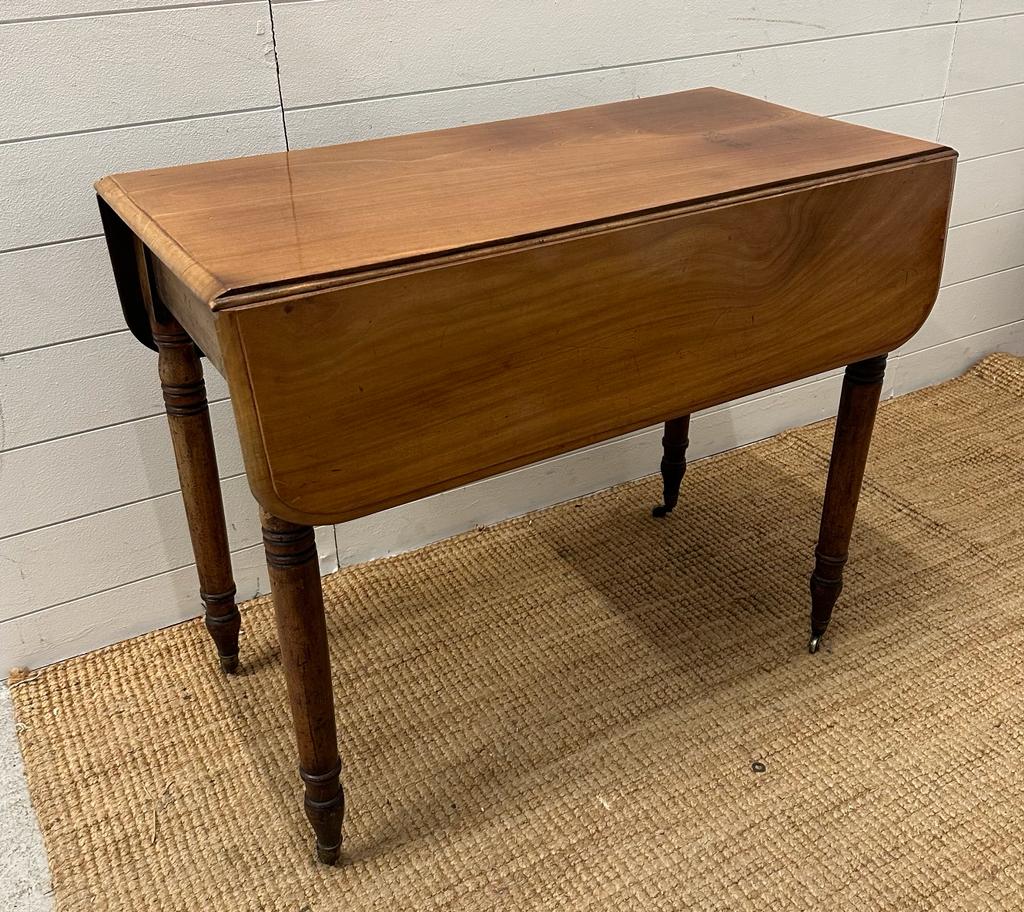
0,685,52,911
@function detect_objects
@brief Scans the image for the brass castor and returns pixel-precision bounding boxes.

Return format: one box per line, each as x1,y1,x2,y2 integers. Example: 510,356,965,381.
652,416,689,520
316,840,341,865
204,600,241,674
218,653,239,674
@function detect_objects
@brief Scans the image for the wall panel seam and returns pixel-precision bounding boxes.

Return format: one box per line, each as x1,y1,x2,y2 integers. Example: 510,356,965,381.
946,78,1024,98
832,97,945,117
0,470,249,543
1,105,282,147
941,263,1024,289
900,315,1024,358
0,543,264,625
2,328,126,359
0,0,260,27
959,8,1024,21
0,394,232,455
953,204,1024,227
279,21,959,114
962,146,1024,163
1,234,103,256
839,79,1024,114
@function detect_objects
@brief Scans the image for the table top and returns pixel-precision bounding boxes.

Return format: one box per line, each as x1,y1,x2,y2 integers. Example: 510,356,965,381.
96,88,950,309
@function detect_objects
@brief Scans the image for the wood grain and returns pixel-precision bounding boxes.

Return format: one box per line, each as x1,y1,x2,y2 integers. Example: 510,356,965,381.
151,255,223,369
220,155,956,525
96,88,950,307
150,306,240,672
260,510,344,864
808,355,888,652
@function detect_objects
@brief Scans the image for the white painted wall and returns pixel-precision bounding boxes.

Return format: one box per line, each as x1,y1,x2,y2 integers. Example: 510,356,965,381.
1,1,1022,670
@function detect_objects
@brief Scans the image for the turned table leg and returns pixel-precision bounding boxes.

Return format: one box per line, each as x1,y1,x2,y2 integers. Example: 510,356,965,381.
151,309,240,672
808,354,887,653
261,510,345,865
652,415,691,517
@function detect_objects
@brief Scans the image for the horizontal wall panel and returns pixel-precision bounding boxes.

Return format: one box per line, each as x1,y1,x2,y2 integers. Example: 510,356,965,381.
941,210,1024,286
1,109,284,252
949,150,1024,226
0,526,337,671
946,14,1024,94
2,3,278,140
284,70,637,149
0,237,120,354
0,1,230,22
0,547,265,672
899,266,1024,354
275,0,959,109
939,83,1024,160
287,26,953,148
630,26,953,113
1,475,260,620
0,401,242,540
0,332,228,451
893,319,1024,395
837,99,943,141
960,2,1024,18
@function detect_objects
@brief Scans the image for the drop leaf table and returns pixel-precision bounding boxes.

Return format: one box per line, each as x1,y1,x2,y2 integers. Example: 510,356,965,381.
95,88,956,863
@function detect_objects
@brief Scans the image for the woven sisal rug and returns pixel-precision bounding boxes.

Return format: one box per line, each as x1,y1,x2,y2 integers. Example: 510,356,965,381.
13,354,1024,911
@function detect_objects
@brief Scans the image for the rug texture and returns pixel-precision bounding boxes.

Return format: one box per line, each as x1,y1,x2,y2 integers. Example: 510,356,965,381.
13,354,1024,912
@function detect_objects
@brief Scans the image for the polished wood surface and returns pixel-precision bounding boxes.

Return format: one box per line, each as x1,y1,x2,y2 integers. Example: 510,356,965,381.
95,88,949,307
261,511,344,864
148,306,240,672
219,155,954,525
151,256,224,370
808,355,888,653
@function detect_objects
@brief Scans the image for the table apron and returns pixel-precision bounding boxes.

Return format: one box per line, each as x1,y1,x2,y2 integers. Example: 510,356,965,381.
217,156,954,525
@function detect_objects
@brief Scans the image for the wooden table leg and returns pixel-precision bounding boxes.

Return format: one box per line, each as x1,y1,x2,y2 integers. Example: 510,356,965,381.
808,354,887,653
151,309,241,672
652,415,691,517
260,510,345,865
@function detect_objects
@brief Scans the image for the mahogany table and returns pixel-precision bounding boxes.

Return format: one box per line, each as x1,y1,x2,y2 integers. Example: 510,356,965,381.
95,88,956,863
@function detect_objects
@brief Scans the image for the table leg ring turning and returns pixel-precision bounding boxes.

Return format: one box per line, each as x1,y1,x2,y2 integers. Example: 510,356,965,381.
150,308,242,673
301,760,345,865
261,510,346,863
201,588,241,673
652,414,691,518
808,354,887,653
